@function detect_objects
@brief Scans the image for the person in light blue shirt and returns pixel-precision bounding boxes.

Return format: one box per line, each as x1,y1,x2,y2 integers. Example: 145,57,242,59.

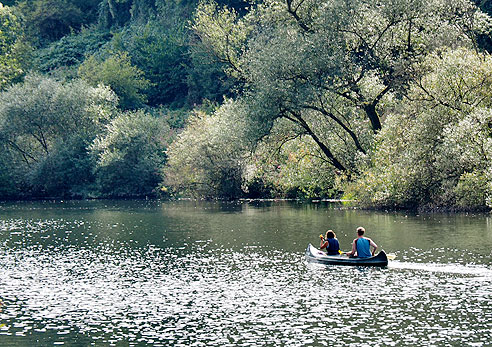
345,227,378,258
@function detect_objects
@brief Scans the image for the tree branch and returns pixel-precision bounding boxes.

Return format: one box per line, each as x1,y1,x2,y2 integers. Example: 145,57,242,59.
286,110,347,172
6,140,37,165
303,103,366,154
285,0,311,32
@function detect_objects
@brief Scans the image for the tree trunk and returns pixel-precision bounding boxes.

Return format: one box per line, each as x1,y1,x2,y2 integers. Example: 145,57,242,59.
364,103,382,132
287,112,347,172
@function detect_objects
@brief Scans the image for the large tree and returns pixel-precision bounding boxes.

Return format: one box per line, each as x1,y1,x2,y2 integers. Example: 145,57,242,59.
193,0,491,175
0,74,118,197
349,48,492,210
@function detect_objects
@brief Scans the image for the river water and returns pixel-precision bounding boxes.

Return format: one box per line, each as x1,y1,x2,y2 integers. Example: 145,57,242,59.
0,200,491,346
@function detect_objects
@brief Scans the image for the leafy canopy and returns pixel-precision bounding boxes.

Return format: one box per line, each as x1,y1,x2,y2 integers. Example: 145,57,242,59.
91,110,170,197
79,51,151,109
0,4,28,89
193,0,491,175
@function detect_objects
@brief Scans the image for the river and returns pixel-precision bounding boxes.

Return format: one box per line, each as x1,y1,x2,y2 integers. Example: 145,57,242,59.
0,200,491,346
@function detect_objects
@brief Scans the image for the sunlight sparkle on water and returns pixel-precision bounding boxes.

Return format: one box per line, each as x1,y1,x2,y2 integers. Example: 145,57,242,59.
0,202,491,346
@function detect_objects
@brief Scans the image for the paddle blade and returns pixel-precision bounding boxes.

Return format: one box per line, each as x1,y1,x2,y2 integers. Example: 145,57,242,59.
387,253,396,260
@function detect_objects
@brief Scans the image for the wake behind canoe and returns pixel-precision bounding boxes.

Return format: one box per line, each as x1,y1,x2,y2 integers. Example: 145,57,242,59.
305,243,388,267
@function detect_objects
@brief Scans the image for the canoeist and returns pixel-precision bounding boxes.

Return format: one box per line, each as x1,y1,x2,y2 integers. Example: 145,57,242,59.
319,230,340,255
345,227,378,258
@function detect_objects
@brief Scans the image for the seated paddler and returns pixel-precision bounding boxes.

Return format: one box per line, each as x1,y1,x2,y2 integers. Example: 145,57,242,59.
319,230,340,255
345,226,378,258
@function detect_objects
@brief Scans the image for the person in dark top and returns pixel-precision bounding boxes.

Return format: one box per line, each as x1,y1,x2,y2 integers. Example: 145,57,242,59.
345,226,378,258
319,230,341,255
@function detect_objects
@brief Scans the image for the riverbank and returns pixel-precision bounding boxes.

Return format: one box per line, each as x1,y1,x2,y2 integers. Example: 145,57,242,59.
1,196,490,214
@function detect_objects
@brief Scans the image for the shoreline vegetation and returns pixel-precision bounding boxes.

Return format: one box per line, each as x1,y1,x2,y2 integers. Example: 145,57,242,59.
0,0,491,212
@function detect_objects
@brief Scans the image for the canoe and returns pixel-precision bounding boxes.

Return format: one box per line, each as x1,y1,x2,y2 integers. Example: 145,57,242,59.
305,243,388,267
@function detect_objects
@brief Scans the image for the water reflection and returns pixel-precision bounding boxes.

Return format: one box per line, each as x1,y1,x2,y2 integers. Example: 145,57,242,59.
0,200,490,346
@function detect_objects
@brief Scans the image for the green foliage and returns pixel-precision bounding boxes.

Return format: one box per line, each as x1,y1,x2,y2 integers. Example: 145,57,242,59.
0,4,28,89
193,0,489,175
98,0,135,28
442,108,492,209
192,1,251,79
18,0,101,46
78,51,151,109
28,135,97,198
114,20,189,107
246,120,337,199
165,102,338,200
90,110,170,197
187,37,235,105
0,73,118,198
189,0,492,208
33,27,111,74
164,100,249,199
1,0,491,207
0,143,22,198
453,172,490,209
147,106,191,129
106,0,238,108
349,48,492,210
97,0,207,29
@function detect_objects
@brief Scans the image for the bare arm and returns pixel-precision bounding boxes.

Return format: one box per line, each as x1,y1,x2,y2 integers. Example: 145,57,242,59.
320,239,328,249
369,238,378,256
345,239,357,256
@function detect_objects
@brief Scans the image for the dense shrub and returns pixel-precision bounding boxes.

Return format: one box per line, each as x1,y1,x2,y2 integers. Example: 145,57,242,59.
90,110,170,198
164,101,248,199
78,51,150,109
34,27,111,74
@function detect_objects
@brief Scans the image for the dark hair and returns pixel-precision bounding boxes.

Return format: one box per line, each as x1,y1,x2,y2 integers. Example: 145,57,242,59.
326,230,335,239
357,227,365,236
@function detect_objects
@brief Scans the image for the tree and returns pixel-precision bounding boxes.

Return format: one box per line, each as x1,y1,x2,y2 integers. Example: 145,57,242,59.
78,51,151,109
90,110,170,197
17,0,101,46
349,48,492,210
193,0,491,175
0,74,118,197
164,100,250,199
0,4,28,89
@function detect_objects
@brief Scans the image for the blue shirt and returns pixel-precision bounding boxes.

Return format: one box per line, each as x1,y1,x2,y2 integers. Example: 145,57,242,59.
327,238,340,255
356,238,372,258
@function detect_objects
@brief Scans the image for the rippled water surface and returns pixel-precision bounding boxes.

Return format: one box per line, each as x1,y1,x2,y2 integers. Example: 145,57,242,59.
0,200,491,346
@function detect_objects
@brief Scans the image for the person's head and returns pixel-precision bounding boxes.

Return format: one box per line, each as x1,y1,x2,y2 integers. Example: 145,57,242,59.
356,227,365,236
326,230,336,239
